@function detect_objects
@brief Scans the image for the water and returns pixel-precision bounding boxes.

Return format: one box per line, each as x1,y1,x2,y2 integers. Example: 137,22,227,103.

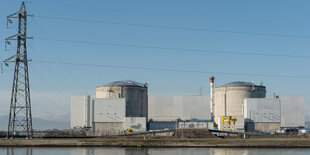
0,147,309,155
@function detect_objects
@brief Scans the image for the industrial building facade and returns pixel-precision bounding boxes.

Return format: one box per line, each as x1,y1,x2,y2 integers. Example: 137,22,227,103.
148,96,211,121
243,98,281,133
279,96,305,128
70,95,94,128
70,79,305,135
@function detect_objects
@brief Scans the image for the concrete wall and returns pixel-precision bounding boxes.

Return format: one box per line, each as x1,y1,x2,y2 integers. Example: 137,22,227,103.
94,98,125,123
245,122,280,133
279,96,305,128
94,122,125,136
214,85,265,126
244,98,280,123
71,95,93,128
148,96,210,121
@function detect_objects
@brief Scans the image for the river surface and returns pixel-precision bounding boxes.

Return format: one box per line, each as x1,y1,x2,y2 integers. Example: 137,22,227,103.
0,147,309,155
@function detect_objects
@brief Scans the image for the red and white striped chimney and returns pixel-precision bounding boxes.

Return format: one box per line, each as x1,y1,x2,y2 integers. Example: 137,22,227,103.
210,76,215,121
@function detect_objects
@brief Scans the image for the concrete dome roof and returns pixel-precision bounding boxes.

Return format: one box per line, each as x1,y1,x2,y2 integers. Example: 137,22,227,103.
222,81,256,86
102,80,146,87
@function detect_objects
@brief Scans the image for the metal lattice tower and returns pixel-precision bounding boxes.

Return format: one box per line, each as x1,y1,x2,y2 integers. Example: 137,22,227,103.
5,1,33,139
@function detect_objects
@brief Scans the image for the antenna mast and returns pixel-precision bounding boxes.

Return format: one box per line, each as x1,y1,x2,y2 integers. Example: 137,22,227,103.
6,1,33,139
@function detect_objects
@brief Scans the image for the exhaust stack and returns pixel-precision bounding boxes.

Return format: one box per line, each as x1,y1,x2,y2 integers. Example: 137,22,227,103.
210,76,215,121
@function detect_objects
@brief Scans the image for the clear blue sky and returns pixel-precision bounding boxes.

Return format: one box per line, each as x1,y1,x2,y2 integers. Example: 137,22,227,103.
1,0,310,122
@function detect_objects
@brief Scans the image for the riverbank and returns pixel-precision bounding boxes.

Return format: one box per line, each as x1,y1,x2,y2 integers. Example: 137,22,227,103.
1,137,310,148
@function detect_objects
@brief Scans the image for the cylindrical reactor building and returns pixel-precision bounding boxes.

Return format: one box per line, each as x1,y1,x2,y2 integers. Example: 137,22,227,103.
96,80,148,119
213,81,266,125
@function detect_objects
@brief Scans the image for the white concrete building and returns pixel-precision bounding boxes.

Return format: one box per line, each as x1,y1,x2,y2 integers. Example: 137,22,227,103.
243,98,281,133
71,95,146,135
93,98,125,136
94,98,125,123
70,95,94,129
279,96,305,128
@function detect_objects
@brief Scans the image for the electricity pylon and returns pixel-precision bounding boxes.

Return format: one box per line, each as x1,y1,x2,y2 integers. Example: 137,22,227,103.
5,1,33,139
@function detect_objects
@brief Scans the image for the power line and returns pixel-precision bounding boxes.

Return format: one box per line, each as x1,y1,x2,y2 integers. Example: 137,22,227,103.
33,20,90,93
32,60,310,79
29,64,75,98
29,63,78,114
30,85,69,113
36,15,310,39
30,46,80,95
34,38,310,59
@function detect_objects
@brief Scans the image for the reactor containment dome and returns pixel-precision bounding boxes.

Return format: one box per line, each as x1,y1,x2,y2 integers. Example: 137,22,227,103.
213,81,266,126
96,80,148,119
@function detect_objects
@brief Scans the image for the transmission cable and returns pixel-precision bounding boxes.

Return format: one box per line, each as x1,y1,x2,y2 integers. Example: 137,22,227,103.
33,20,90,94
36,15,310,39
30,85,69,113
34,38,310,59
29,46,80,95
32,60,310,79
29,64,76,99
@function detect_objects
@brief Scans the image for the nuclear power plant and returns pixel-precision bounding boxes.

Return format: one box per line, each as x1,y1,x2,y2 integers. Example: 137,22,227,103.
71,77,305,135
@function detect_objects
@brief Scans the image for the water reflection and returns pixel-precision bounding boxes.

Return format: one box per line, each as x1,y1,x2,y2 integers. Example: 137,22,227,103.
2,147,309,155
70,147,148,155
69,147,308,155
6,147,33,155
